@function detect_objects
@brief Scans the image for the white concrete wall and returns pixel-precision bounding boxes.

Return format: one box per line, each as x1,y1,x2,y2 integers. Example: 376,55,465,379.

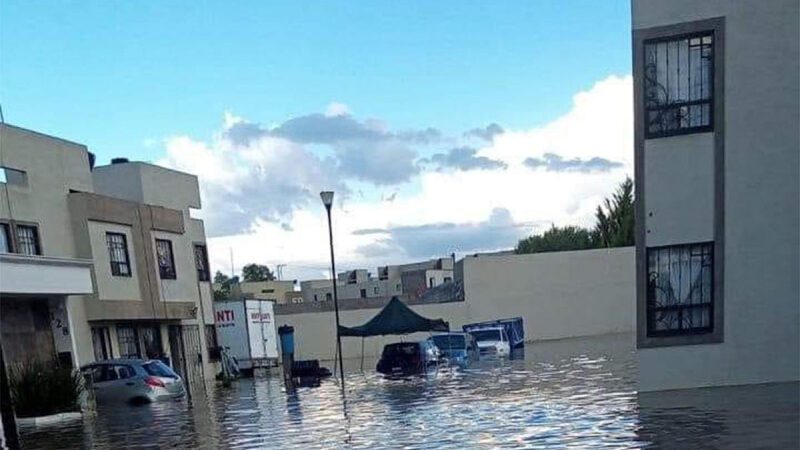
87,221,142,301
461,248,635,341
278,248,634,361
634,0,800,391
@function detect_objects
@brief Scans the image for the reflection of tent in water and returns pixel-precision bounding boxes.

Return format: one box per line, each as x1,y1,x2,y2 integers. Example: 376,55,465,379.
337,296,449,370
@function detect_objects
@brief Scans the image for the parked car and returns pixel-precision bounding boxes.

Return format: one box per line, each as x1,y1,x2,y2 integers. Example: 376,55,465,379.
467,326,511,356
429,333,478,366
82,359,186,404
376,341,441,376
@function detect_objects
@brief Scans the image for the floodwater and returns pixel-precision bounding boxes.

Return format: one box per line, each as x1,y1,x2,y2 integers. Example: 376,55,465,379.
19,334,799,449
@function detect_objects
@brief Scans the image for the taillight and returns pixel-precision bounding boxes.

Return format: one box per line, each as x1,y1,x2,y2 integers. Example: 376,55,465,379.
145,376,165,388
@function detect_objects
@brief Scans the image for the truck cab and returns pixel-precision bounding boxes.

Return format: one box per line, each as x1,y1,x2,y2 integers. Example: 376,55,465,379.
468,326,510,357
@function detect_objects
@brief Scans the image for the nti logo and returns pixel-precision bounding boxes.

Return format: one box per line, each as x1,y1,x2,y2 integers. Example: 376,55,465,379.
216,309,235,322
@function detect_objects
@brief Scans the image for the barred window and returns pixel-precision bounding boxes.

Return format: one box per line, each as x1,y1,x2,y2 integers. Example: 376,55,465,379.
205,324,220,361
644,32,713,138
117,325,141,359
0,223,11,253
647,242,713,336
106,232,131,277
155,239,176,279
194,244,210,282
15,224,41,255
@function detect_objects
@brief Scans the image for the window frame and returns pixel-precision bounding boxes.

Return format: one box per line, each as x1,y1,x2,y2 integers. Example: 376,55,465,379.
14,223,42,255
155,238,177,280
193,243,210,282
646,242,714,338
105,232,132,277
643,30,715,139
0,222,11,253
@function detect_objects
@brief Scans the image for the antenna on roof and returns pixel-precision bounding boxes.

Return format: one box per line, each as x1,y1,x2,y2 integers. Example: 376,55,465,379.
0,104,5,123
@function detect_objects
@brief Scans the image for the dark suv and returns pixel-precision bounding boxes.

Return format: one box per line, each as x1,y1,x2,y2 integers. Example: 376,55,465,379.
376,341,440,376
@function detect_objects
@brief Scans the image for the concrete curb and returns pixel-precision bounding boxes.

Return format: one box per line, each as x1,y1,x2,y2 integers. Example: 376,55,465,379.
16,411,83,427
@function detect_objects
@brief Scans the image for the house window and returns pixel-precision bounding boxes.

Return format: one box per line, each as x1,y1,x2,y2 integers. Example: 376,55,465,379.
647,242,713,336
193,244,210,281
360,288,367,298
313,294,318,302
91,327,113,361
429,277,435,288
373,286,379,295
117,325,141,359
325,292,332,301
444,277,452,284
644,32,714,138
106,232,131,277
15,224,41,255
0,223,10,253
155,239,176,279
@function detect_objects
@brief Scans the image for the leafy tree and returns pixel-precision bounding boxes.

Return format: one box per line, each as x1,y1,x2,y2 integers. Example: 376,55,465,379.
241,263,275,282
213,271,239,301
515,225,595,254
515,177,635,254
593,177,634,248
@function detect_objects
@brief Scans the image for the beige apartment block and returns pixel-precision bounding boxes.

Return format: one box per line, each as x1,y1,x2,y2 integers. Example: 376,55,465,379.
632,0,799,391
0,124,219,388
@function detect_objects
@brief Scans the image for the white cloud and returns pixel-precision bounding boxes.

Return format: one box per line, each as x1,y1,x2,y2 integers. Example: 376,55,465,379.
325,102,351,117
157,74,633,281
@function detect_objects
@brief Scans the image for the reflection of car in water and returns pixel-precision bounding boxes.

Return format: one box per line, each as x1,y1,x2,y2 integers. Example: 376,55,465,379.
82,359,186,404
428,333,479,366
376,341,441,376
468,327,511,357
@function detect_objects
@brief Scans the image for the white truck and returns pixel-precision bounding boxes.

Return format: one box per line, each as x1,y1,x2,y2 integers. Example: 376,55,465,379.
213,299,279,370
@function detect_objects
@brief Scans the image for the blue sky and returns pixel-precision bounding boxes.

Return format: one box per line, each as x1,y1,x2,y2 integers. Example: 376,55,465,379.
1,1,634,278
1,1,629,164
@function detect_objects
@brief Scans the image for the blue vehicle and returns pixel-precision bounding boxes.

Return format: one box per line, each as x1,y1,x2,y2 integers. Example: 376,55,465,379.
463,317,525,349
429,333,479,366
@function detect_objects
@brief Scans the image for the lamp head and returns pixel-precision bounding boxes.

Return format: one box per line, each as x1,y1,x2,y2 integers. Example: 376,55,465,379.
320,191,334,208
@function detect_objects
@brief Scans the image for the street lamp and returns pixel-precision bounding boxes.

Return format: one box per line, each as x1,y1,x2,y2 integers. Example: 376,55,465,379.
321,191,345,395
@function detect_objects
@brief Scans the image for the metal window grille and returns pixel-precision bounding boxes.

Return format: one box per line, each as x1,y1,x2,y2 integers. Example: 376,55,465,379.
205,325,220,361
644,32,714,138
15,225,41,255
155,239,176,279
106,232,131,277
117,326,141,359
194,244,210,281
647,242,714,336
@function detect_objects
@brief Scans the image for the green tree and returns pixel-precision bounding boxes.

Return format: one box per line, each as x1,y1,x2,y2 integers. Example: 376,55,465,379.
515,225,595,254
241,263,275,282
593,177,634,248
213,271,239,301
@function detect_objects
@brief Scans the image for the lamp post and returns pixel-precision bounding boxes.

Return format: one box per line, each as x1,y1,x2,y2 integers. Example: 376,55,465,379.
320,191,345,395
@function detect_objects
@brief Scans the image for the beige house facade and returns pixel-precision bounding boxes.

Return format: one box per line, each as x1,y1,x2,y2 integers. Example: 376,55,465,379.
632,0,799,391
0,124,218,385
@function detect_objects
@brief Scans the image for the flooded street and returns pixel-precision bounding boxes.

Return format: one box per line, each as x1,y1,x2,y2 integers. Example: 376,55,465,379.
19,334,799,449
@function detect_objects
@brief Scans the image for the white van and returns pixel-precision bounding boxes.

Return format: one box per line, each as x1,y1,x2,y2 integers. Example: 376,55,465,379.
468,326,511,356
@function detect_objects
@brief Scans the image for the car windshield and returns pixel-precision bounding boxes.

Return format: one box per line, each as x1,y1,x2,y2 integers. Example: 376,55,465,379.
470,329,501,342
383,343,419,357
432,335,466,349
142,361,178,378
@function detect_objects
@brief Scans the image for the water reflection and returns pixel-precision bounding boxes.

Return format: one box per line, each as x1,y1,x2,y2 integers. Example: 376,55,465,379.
18,334,799,449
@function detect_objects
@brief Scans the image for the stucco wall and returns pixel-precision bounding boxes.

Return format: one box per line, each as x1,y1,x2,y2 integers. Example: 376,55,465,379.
461,248,635,341
634,0,800,391
88,221,142,301
277,248,634,361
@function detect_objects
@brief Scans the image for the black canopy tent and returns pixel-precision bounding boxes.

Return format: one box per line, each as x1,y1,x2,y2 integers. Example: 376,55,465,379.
337,297,449,370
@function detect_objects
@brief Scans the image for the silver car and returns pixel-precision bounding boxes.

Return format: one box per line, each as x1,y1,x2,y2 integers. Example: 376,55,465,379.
82,359,186,404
